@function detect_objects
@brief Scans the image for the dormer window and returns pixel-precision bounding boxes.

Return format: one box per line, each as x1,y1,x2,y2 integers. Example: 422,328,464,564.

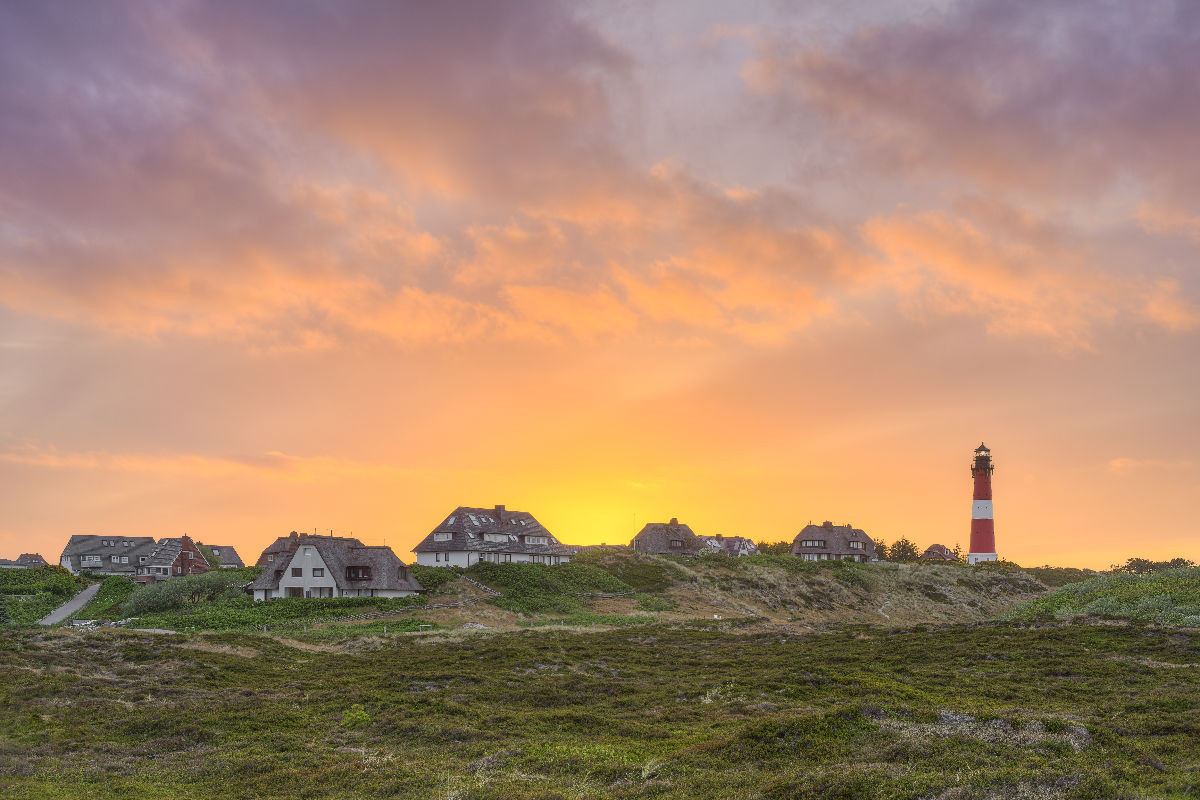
484,533,507,543
525,536,548,545
669,539,682,548
433,532,452,542
346,566,371,580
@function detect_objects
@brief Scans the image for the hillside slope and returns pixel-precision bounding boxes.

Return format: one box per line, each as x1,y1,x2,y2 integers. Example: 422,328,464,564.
410,551,1047,630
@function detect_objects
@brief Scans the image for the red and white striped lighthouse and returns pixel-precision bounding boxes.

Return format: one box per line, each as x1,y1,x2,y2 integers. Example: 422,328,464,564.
968,442,998,564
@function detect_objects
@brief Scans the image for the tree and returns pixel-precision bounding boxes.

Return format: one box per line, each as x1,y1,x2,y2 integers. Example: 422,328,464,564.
756,541,791,556
1110,556,1196,575
887,538,920,562
198,545,220,569
952,543,964,561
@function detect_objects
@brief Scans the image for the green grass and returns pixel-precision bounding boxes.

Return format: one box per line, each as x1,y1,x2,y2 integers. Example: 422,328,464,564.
1009,567,1200,625
0,620,1196,798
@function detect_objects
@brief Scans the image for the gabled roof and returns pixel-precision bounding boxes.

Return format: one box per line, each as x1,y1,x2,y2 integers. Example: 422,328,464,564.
197,543,245,568
251,535,423,593
59,535,158,571
790,522,877,558
631,519,702,554
16,553,47,566
412,506,573,556
143,538,185,567
256,532,303,565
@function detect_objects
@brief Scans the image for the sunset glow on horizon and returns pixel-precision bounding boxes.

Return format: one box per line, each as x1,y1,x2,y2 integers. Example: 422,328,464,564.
2,1,1198,570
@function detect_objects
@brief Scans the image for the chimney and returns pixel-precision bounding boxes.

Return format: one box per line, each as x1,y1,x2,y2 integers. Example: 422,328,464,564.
495,504,506,522
670,517,678,526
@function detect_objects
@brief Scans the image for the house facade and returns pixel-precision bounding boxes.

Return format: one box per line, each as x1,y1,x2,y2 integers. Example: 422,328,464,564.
60,535,158,575
0,553,48,569
630,519,702,555
250,535,424,600
789,521,877,562
197,543,245,568
412,505,573,567
135,535,211,582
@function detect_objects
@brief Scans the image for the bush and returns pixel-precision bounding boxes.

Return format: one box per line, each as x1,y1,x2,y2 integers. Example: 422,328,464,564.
123,572,245,616
131,594,428,631
0,566,85,598
410,564,462,591
1008,567,1200,626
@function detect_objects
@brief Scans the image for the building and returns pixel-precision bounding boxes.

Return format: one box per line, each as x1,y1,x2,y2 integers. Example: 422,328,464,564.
920,543,959,561
256,532,305,567
250,535,423,600
0,553,48,569
134,535,210,582
968,443,999,565
630,519,703,555
412,505,574,567
698,535,760,557
789,521,877,562
59,535,158,575
197,543,245,568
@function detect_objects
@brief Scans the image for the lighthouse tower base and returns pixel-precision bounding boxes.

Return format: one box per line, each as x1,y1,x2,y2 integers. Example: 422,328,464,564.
967,552,997,565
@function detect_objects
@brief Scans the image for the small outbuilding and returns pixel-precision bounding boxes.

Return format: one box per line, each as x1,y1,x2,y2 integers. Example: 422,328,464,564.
790,521,876,562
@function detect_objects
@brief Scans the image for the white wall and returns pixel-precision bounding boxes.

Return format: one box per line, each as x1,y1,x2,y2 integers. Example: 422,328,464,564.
275,545,337,598
415,550,569,567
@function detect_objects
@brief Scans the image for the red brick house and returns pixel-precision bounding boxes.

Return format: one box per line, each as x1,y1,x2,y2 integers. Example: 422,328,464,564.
134,535,211,582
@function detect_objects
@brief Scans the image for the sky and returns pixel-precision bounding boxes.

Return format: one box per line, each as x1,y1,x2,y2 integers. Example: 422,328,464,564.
1,0,1197,570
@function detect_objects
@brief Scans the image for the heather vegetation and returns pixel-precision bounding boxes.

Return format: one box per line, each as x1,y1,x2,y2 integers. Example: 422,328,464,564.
1,620,1196,799
1009,567,1200,626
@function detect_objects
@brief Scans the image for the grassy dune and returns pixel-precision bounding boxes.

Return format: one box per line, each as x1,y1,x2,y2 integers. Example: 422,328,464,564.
1,620,1197,799
1009,567,1200,626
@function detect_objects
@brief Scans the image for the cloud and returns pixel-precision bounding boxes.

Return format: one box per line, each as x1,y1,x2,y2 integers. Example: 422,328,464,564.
748,0,1200,212
1107,457,1195,474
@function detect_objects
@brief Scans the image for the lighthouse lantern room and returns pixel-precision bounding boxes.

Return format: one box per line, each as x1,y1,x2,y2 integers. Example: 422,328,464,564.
967,442,998,565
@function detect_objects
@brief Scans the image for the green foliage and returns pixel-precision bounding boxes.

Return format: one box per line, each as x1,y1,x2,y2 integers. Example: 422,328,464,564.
885,537,920,562
130,594,428,631
1110,556,1196,575
1021,565,1100,587
1009,567,1200,625
0,565,85,598
0,566,88,627
409,563,462,591
756,540,792,556
572,550,684,592
341,704,370,728
635,593,676,612
123,571,245,616
197,545,221,569
466,561,633,615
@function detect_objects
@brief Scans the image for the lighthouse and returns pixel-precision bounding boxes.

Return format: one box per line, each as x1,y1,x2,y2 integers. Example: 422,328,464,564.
968,442,998,564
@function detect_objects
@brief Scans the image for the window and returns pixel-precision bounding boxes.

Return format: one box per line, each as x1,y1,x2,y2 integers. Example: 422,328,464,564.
304,547,313,555
801,540,826,548
175,566,182,574
123,541,130,547
291,567,302,577
211,548,220,555
433,532,452,542
267,554,275,562
848,541,863,549
139,556,147,563
312,568,324,578
82,555,101,565
121,556,128,564
525,536,548,545
187,551,193,560
111,555,119,563
484,533,507,543
669,539,682,548
346,566,371,580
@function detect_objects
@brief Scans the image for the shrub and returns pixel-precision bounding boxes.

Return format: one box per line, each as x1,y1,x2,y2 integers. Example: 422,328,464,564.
341,704,370,728
410,564,462,591
466,562,632,615
123,572,244,616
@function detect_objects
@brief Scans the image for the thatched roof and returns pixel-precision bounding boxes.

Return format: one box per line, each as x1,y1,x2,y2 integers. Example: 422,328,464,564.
631,519,702,555
412,505,573,556
789,522,877,559
920,544,959,561
252,535,423,594
59,535,158,573
197,543,245,567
